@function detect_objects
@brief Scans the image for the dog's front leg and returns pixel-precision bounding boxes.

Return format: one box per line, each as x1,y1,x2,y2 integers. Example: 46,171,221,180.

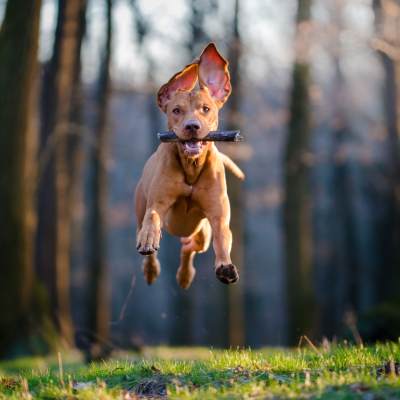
137,180,191,256
136,200,171,255
207,201,239,285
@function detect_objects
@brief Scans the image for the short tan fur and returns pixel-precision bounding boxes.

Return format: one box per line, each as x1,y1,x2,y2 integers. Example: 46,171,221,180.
134,42,244,289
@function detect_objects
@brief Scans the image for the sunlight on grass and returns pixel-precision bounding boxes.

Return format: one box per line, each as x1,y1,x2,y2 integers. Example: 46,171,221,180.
0,343,399,399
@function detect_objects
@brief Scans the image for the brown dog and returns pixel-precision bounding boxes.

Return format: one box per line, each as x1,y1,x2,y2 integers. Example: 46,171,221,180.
134,43,244,290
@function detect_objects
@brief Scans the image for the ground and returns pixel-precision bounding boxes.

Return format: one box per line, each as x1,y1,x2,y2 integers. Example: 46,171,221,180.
1,343,400,399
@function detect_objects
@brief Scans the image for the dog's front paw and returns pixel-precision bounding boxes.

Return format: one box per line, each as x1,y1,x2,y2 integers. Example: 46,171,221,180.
136,226,161,256
214,264,239,284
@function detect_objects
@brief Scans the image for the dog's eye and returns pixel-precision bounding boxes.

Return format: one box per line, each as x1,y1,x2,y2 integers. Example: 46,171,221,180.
202,106,210,112
173,108,180,114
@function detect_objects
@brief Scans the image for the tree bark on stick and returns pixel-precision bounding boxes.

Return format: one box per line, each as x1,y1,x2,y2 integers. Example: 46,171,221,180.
0,0,42,357
283,0,316,345
86,0,112,356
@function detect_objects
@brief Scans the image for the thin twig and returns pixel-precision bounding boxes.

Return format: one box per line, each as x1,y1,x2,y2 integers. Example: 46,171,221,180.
303,335,326,364
32,123,95,188
109,276,136,325
58,352,65,388
344,309,363,347
298,336,303,356
371,38,400,60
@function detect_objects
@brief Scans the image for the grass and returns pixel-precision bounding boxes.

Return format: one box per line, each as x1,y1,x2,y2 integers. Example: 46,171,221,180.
0,342,400,399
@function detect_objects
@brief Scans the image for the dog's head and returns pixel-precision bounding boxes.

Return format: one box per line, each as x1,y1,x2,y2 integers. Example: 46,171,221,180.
157,43,231,158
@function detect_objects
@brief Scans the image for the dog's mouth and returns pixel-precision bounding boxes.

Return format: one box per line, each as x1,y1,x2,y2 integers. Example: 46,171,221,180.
178,141,208,156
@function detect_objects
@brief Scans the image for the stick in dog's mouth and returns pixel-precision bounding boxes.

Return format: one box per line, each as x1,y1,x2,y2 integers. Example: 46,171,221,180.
178,141,208,156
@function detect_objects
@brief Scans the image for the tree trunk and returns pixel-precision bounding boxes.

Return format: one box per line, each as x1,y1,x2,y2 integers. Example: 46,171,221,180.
36,1,63,316
283,0,316,345
0,0,42,357
225,0,245,349
392,60,400,288
86,0,112,357
372,0,400,298
38,0,82,349
54,0,84,350
68,0,87,281
37,0,86,350
330,59,357,336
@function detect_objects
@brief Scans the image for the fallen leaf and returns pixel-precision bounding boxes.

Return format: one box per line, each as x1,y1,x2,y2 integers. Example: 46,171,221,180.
235,365,244,373
1,379,17,389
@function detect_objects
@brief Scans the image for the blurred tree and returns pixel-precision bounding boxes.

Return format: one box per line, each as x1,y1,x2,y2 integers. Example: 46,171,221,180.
283,0,316,344
68,0,88,274
310,0,358,340
0,0,43,356
328,59,357,338
225,0,245,349
189,0,215,57
372,0,400,293
129,0,161,153
36,0,85,349
86,0,113,358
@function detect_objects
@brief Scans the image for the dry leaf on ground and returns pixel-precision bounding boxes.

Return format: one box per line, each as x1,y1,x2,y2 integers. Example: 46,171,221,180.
1,379,17,389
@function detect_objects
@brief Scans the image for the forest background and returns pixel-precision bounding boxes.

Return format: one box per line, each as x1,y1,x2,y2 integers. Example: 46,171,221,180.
0,0,399,361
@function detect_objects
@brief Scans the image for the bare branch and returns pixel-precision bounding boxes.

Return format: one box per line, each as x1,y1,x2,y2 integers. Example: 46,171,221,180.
371,37,400,60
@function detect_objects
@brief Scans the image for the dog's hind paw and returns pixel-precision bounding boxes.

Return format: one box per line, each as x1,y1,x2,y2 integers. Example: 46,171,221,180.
142,257,161,285
214,264,239,284
176,265,196,290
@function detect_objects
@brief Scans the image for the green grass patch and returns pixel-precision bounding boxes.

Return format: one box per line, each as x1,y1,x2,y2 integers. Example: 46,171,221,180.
0,343,400,399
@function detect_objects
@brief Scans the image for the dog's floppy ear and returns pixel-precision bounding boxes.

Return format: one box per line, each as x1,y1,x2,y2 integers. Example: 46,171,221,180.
157,63,198,111
198,43,231,108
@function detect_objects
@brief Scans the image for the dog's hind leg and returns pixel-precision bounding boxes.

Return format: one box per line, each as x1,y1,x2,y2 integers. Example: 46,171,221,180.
135,179,161,285
176,219,212,290
141,253,161,285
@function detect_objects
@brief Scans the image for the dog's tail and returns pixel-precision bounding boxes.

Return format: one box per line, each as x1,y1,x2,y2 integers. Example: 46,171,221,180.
219,153,245,180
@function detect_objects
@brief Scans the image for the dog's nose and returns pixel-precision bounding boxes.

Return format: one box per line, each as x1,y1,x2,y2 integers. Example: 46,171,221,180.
184,120,201,133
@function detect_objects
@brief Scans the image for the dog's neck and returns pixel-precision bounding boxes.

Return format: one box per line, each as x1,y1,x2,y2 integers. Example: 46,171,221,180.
176,143,210,185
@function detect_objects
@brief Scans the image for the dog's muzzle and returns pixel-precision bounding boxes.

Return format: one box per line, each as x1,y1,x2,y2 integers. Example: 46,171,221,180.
179,141,208,156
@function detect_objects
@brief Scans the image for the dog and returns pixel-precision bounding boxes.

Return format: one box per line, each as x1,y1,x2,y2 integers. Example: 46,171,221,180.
134,42,244,290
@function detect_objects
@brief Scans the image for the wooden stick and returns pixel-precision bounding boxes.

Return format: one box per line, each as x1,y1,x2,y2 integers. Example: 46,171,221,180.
158,130,243,142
